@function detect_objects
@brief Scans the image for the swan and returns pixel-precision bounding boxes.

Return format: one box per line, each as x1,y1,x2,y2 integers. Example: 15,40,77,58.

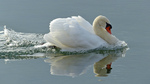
44,15,119,51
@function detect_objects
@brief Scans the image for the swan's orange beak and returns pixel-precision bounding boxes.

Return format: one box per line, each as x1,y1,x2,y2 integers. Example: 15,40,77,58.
106,63,112,69
106,23,112,34
106,63,112,73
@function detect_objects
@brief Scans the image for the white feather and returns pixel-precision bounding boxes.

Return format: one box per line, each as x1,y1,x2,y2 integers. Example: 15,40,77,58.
44,16,107,51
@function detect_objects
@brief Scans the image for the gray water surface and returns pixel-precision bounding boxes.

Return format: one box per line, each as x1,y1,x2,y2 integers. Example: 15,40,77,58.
0,0,150,84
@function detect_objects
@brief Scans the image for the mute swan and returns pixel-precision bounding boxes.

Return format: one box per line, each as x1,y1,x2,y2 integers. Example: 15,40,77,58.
44,15,119,51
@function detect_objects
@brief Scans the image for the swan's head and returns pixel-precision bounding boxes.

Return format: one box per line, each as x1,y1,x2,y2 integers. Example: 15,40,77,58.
93,15,112,34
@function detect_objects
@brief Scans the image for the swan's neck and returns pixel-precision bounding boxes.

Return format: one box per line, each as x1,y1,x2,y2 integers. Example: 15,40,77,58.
93,23,118,45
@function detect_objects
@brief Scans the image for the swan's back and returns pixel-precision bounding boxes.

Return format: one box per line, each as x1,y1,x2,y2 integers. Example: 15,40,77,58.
44,16,107,51
50,16,94,34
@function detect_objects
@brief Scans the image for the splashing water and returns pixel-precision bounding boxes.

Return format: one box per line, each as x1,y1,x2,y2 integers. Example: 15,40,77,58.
0,26,51,57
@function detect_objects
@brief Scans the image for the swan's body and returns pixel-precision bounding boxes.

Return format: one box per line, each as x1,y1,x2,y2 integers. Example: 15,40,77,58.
44,15,119,51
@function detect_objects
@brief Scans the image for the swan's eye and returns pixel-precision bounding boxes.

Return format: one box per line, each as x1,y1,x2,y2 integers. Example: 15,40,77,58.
106,22,112,29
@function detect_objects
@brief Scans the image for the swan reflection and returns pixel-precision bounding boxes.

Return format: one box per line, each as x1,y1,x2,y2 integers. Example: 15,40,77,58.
44,48,127,77
94,54,120,77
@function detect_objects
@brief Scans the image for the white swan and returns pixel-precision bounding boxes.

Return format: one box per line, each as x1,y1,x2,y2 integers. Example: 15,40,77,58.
44,15,119,51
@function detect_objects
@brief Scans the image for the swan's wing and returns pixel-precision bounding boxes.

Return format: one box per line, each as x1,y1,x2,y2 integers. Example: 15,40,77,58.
49,16,94,34
72,16,95,34
44,16,107,51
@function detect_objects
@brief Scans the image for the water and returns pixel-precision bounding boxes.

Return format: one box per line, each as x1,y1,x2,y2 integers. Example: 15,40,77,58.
0,0,150,84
